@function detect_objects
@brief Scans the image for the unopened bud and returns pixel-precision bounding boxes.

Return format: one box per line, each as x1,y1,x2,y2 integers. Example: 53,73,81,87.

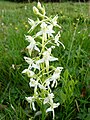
37,2,42,9
37,2,45,16
41,7,45,16
33,6,39,15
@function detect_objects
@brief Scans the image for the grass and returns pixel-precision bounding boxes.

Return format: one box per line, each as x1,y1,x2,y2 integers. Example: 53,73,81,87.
0,1,90,120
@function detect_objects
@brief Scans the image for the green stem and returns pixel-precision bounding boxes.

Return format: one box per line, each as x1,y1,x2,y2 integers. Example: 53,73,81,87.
41,33,47,120
42,33,46,52
41,104,45,120
41,33,46,82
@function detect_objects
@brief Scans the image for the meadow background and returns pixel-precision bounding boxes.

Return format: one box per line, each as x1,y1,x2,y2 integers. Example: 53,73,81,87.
0,0,90,120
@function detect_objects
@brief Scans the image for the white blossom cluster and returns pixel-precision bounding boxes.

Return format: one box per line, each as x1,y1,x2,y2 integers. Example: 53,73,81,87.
22,2,65,119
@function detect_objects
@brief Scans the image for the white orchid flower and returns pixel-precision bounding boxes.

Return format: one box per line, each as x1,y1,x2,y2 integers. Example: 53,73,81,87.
36,48,58,71
25,96,36,111
54,31,61,46
28,18,40,32
54,67,63,77
46,67,63,88
52,67,63,79
29,78,46,92
29,78,38,92
44,93,54,104
22,69,34,77
54,32,65,49
24,57,33,65
24,57,40,70
44,93,59,119
46,102,60,120
25,35,34,43
36,22,55,37
51,15,61,29
25,36,40,55
51,15,58,26
46,24,55,37
28,18,35,27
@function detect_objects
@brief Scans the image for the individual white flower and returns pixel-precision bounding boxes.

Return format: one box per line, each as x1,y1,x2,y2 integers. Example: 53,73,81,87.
54,31,61,46
25,96,36,111
24,57,40,70
53,67,63,78
29,78,38,92
29,78,46,92
44,93,54,104
36,48,58,71
24,57,33,65
12,64,15,70
44,93,60,119
28,18,40,32
46,24,55,37
31,63,40,70
25,36,40,55
36,22,55,37
46,67,63,88
54,32,65,49
28,18,35,26
22,69,34,77
51,15,58,26
51,15,61,28
46,102,60,120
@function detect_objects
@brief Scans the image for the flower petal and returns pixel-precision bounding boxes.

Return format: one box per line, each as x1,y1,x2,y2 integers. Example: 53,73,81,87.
34,45,40,52
32,63,40,70
46,107,53,113
24,57,33,65
49,56,58,61
36,59,44,64
22,69,34,77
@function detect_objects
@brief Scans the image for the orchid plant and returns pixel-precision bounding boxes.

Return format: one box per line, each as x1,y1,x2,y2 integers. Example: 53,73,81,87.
22,2,65,120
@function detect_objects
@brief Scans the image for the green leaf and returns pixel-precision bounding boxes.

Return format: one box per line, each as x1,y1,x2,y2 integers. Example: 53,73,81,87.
60,90,66,103
64,69,69,81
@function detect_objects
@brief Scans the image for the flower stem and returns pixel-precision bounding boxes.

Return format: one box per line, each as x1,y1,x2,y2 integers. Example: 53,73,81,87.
41,33,46,82
41,104,46,120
